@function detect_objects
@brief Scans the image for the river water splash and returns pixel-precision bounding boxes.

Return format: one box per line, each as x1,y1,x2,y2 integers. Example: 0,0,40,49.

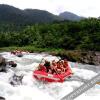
0,52,100,100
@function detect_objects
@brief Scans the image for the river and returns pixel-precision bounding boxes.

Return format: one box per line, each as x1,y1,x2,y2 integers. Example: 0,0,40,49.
0,52,100,100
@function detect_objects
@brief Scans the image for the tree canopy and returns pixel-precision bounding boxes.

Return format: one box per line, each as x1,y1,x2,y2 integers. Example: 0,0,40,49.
0,18,100,51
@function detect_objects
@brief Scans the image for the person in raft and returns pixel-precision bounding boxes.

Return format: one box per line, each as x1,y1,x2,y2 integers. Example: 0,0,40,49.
38,64,46,72
38,59,69,74
50,60,57,74
38,60,50,72
44,60,50,72
48,60,67,74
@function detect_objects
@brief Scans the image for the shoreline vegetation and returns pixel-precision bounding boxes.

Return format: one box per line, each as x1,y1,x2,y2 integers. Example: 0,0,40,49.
0,14,100,66
0,18,100,51
0,46,100,66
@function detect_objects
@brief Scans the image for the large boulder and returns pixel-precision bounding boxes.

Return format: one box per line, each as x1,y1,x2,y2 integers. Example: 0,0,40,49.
8,61,17,67
0,55,6,72
0,96,5,100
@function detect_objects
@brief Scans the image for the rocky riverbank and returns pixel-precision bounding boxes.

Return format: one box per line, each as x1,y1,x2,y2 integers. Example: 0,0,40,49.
0,55,17,72
0,49,100,66
79,51,100,65
51,50,100,66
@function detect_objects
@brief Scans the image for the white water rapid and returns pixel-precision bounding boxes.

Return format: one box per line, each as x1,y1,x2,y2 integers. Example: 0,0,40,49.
0,52,100,100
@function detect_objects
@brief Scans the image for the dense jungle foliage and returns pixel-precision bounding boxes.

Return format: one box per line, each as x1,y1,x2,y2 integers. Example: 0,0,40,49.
0,18,100,51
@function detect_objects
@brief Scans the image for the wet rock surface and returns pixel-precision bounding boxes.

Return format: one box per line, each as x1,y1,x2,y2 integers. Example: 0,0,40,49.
80,51,100,65
17,54,23,57
0,96,5,100
56,51,100,66
0,56,6,72
8,61,17,67
9,74,24,86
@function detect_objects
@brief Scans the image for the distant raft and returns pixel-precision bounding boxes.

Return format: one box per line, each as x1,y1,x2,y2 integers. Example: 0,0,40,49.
11,50,29,57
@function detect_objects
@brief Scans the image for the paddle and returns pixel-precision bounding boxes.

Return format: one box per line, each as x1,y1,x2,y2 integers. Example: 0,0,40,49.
51,60,64,82
54,68,64,82
37,58,44,70
40,58,44,64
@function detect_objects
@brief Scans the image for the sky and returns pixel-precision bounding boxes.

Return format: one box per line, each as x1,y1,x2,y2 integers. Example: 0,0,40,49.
0,0,100,17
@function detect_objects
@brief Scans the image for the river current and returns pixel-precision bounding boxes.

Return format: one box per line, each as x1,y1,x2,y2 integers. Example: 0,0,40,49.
0,52,100,100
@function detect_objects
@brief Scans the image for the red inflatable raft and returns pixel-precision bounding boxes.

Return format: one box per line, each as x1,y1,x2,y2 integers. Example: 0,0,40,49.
33,62,73,82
